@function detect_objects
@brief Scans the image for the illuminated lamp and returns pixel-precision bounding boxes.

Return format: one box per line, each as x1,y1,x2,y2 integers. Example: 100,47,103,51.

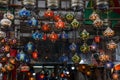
41,23,50,32
89,11,99,21
55,20,65,29
49,32,58,42
94,36,101,43
103,27,115,37
107,40,117,50
44,9,54,18
93,18,103,28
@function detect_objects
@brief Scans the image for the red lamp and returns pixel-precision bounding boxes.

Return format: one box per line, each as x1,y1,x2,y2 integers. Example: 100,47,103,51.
32,50,38,59
41,23,50,32
94,36,101,43
49,32,58,42
54,15,61,22
55,20,65,29
44,9,54,18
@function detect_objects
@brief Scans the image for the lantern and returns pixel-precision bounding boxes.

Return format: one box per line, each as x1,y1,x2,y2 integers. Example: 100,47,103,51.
1,67,6,72
94,36,101,43
5,63,14,71
99,54,110,62
9,38,17,45
0,18,12,27
93,18,103,28
80,43,90,53
55,20,65,29
65,13,74,21
32,50,38,59
59,54,68,63
25,41,35,53
114,64,120,71
90,42,97,52
71,19,80,29
0,31,6,39
19,8,31,18
23,0,36,7
16,50,26,62
4,11,14,20
47,0,59,10
39,74,45,79
112,73,119,80
107,40,117,50
103,27,115,37
49,32,58,42
54,15,61,22
32,31,43,40
59,31,68,40
20,64,30,72
71,0,84,11
41,23,50,32
10,49,17,57
89,11,99,21
80,29,89,41
96,0,109,10
72,53,81,64
1,56,7,62
28,17,38,27
9,57,16,64
105,61,114,69
42,34,47,41
0,0,8,4
44,9,54,18
4,44,10,52
69,42,77,51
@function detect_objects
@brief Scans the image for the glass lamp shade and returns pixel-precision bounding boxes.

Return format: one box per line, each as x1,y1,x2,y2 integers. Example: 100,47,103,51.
54,14,61,22
103,27,115,37
93,18,103,28
72,53,81,63
69,42,77,51
112,73,119,80
0,31,6,38
5,63,14,71
41,23,50,32
0,0,8,4
71,0,84,11
4,11,14,20
32,50,38,59
90,42,97,51
107,40,117,50
28,17,38,27
104,61,114,69
44,9,54,18
20,64,30,72
96,0,109,10
19,8,31,18
32,31,43,40
0,18,12,27
4,44,10,52
71,19,80,29
65,13,74,21
55,20,65,29
89,11,99,21
99,54,110,62
94,36,101,43
80,43,90,53
23,0,36,6
49,32,58,42
16,50,26,62
80,29,89,40
47,0,59,10
25,41,35,53
59,31,68,39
